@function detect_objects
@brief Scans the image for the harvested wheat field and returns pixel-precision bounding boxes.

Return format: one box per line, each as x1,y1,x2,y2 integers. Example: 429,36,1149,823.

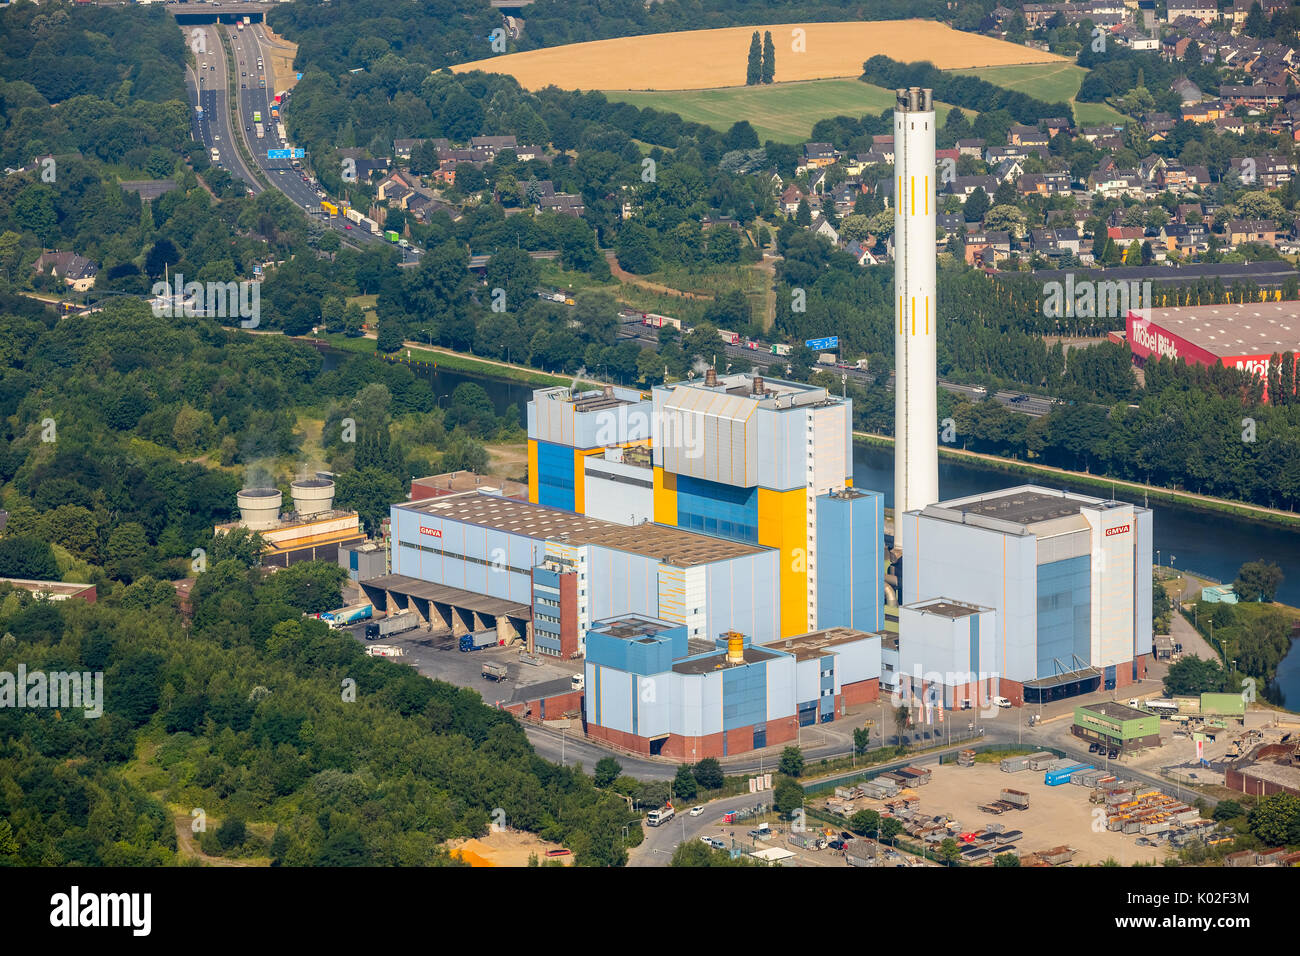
447,830,574,867
453,20,1063,92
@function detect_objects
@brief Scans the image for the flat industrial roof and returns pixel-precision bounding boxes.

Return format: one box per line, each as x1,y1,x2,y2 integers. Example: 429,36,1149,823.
927,485,1131,531
673,645,781,674
402,492,768,566
360,573,531,619
1138,302,1300,358
762,627,879,661
592,615,677,640
1083,701,1152,721
904,598,985,620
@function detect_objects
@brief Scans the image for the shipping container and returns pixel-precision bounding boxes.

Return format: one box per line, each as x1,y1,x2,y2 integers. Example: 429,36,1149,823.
1000,756,1031,773
995,830,1023,844
1027,752,1059,770
998,789,1030,808
1045,764,1093,786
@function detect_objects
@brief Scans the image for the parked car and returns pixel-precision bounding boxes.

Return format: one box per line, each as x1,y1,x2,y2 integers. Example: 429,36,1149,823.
689,806,704,817
994,696,1012,708
1107,749,1120,759
828,839,847,851
1088,742,1101,753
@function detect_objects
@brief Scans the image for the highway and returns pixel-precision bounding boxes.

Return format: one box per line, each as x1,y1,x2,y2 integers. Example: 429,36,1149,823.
185,25,261,191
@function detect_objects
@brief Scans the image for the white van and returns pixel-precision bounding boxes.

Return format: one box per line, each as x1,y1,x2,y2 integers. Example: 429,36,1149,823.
993,696,1012,709
570,673,585,691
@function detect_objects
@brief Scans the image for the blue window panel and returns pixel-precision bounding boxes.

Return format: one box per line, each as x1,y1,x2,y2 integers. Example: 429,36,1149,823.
722,664,767,731
1036,555,1091,678
970,612,980,675
536,440,575,511
676,475,758,545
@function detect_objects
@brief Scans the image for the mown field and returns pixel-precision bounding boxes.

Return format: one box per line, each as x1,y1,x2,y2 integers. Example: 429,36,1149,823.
454,20,1063,91
952,62,1129,125
606,80,967,143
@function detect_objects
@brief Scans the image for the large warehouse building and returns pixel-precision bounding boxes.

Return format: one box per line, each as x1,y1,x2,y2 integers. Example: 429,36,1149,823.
1126,302,1300,400
898,485,1153,705
583,615,881,758
377,491,781,658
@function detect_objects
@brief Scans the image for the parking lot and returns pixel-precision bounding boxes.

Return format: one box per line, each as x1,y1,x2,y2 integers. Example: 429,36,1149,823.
338,620,577,698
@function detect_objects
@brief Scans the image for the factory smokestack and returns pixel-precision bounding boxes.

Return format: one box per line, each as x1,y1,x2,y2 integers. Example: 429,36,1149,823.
893,86,939,516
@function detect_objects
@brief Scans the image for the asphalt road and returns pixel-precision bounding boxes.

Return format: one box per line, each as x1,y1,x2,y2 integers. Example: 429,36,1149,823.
186,29,259,190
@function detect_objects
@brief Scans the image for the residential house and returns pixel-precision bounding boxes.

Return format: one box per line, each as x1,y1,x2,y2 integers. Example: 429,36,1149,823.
1184,165,1211,187
938,212,964,237
1159,221,1208,254
1229,0,1288,31
780,185,805,215
945,175,998,203
355,158,391,181
1107,226,1146,244
963,228,1011,266
842,239,880,266
1019,172,1071,197
1213,115,1246,135
800,142,838,171
1219,84,1289,109
1116,27,1160,51
1043,117,1071,138
871,135,895,165
377,171,419,207
808,168,830,194
470,135,517,158
1143,112,1177,138
1165,0,1218,24
537,193,585,217
1181,100,1225,123
993,158,1024,183
1230,155,1294,188
1170,78,1204,104
1175,202,1204,223
811,216,840,245
394,137,449,159
1007,124,1049,148
33,251,97,292
1226,219,1279,247
956,138,985,158
1030,227,1082,257
1156,161,1192,189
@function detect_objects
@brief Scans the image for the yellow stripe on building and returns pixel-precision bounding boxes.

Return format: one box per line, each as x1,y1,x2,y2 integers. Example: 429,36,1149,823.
527,439,539,504
653,467,678,525
757,487,808,637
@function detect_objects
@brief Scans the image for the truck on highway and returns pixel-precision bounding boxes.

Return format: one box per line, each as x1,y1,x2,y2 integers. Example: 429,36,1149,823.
320,201,339,217
360,216,381,236
717,329,740,346
321,603,373,628
770,343,792,356
242,15,251,25
237,20,244,31
254,124,264,139
364,610,420,640
344,208,365,225
252,110,261,123
459,630,500,652
482,662,509,681
209,147,220,163
384,230,400,243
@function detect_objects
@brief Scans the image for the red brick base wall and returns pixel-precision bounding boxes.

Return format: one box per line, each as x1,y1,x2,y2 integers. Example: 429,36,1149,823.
502,689,584,722
841,678,880,706
585,715,800,759
998,677,1026,707
1113,655,1147,689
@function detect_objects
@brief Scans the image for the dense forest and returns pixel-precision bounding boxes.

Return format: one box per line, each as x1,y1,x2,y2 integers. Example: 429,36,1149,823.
859,55,1073,124
0,558,639,865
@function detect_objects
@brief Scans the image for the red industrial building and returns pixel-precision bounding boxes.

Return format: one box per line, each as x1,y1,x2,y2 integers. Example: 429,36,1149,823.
1126,302,1300,401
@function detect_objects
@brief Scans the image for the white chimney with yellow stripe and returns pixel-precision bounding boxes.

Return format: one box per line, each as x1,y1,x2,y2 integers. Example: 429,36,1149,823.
893,87,939,516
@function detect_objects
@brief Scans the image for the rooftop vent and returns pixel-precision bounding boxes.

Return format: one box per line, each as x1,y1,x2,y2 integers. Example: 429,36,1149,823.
291,477,335,518
237,487,283,530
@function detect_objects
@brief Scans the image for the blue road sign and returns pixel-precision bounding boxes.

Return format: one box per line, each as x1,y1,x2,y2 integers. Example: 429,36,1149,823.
268,149,290,159
805,336,839,351
292,148,305,159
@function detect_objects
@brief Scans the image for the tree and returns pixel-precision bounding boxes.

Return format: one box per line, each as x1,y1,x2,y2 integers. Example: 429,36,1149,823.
693,757,724,791
853,727,871,756
594,757,622,789
105,522,152,583
963,187,989,222
1163,655,1230,696
1234,560,1283,602
849,809,881,837
879,817,904,845
672,764,698,801
761,31,775,84
795,198,811,227
994,851,1021,867
938,837,961,865
216,815,247,851
1247,792,1300,847
746,31,762,85
778,745,804,777
773,778,804,816
0,535,60,580
1212,799,1244,822
894,704,910,745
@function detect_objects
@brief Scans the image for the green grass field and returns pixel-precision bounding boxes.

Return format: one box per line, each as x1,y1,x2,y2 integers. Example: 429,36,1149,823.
952,62,1128,126
605,80,967,144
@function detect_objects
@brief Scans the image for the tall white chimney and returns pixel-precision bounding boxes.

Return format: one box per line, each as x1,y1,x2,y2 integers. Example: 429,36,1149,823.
893,87,939,516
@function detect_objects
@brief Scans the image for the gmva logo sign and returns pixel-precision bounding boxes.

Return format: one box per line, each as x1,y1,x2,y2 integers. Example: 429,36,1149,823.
1105,524,1130,537
419,526,443,538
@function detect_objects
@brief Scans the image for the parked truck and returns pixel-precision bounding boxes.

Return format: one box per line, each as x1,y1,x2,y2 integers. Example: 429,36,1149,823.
384,230,400,243
459,630,500,652
999,788,1030,808
770,343,792,356
365,644,404,658
482,662,509,681
322,603,373,628
364,611,419,640
717,329,740,346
